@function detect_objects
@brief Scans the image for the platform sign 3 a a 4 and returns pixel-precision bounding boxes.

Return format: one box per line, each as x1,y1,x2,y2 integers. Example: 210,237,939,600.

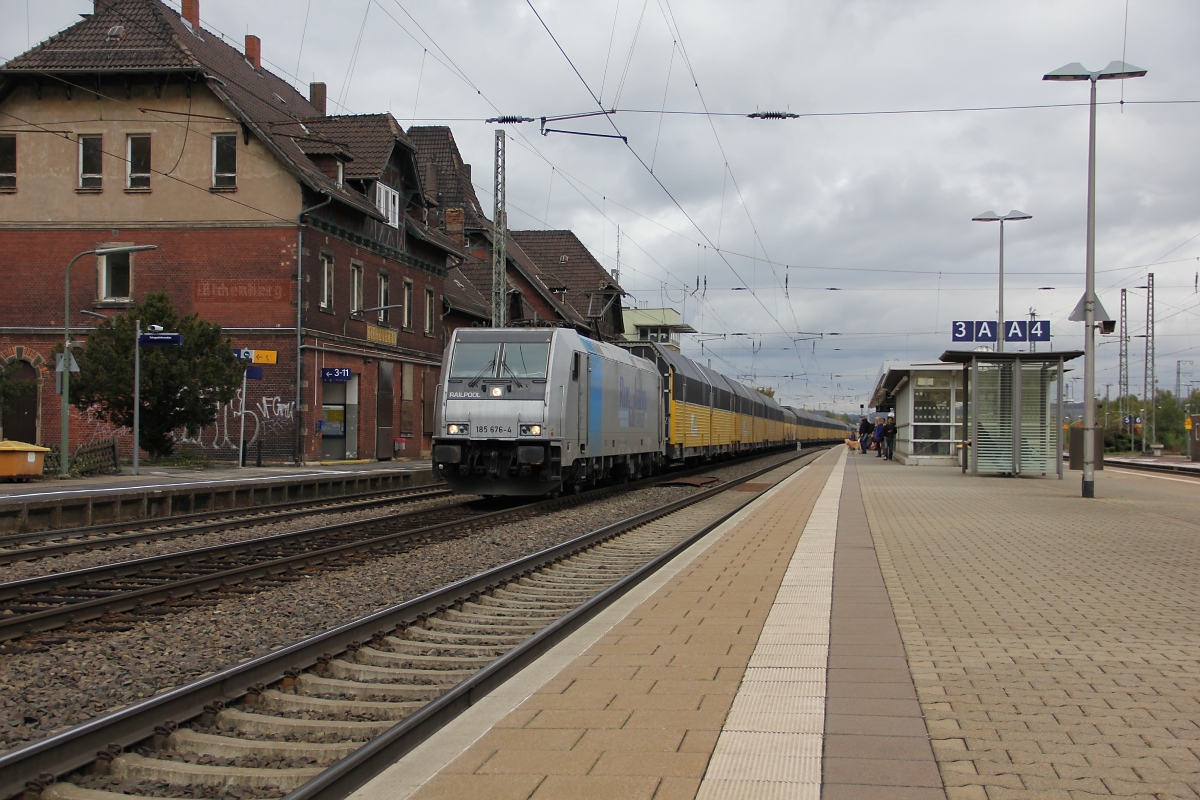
952,320,1050,343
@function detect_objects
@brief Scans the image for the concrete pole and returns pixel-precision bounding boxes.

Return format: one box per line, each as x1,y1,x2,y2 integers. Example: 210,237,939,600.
997,220,1006,353
1082,77,1098,498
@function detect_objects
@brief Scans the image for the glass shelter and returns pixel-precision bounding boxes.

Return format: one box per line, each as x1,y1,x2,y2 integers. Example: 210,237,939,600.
869,361,966,465
940,350,1082,477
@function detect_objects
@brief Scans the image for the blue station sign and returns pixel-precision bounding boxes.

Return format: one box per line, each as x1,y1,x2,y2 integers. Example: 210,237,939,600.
953,320,1050,344
140,332,183,347
321,367,352,383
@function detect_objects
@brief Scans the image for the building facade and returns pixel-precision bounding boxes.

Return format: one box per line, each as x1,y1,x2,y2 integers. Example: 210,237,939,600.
0,0,454,462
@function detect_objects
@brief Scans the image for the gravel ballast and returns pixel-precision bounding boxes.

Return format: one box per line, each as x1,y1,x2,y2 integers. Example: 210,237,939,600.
0,451,808,755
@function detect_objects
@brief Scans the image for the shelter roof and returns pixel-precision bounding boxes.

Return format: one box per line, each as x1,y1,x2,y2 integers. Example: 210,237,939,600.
938,350,1083,364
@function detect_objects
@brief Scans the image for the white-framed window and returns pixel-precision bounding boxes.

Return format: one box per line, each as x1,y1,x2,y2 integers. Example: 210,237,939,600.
126,134,151,189
99,251,132,300
79,134,103,189
350,262,364,313
402,279,413,329
213,133,237,188
424,287,435,334
375,183,400,228
319,254,334,310
0,134,15,190
378,274,390,323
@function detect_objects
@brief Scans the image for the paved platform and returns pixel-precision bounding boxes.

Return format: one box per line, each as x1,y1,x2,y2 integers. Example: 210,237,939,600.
344,445,1200,800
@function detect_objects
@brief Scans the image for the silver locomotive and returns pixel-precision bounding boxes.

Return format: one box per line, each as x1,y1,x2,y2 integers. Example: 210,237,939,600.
432,328,664,496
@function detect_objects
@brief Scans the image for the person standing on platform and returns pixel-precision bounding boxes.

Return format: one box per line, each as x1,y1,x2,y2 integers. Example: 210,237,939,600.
873,416,885,457
858,415,872,454
883,413,897,460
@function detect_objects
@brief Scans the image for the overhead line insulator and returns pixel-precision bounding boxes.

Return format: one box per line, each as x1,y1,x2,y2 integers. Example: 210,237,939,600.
747,111,799,120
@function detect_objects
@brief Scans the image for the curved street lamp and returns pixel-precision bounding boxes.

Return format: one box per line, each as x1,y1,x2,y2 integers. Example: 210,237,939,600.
1043,60,1146,499
61,244,157,476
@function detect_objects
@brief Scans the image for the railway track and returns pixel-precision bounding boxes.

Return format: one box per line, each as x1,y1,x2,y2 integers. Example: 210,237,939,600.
0,485,453,566
0,495,565,644
0,449,806,644
0,447,826,800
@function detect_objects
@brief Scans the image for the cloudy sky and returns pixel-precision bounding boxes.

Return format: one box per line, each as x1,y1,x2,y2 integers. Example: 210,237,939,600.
5,0,1198,413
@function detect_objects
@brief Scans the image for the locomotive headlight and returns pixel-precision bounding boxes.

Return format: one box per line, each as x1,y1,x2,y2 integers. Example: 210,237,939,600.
446,423,468,435
490,387,503,397
519,424,542,436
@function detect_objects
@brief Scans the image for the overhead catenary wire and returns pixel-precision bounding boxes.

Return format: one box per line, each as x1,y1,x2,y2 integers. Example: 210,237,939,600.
522,0,798,345
521,0,841,406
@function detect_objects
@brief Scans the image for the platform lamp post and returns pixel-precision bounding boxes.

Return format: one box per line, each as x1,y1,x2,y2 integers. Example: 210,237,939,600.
1043,60,1146,499
971,211,1031,353
61,244,157,476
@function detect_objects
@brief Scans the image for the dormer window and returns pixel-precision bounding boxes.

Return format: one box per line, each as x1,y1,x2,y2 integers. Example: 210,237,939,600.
375,183,400,228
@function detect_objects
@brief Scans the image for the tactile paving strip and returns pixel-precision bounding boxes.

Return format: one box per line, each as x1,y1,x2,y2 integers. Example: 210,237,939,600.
697,449,845,799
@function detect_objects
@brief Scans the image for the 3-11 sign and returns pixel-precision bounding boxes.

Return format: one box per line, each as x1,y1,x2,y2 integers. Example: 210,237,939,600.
952,320,1050,343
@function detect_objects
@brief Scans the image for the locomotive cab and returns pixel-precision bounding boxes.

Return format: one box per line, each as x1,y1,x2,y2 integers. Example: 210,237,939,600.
433,328,664,497
433,329,558,494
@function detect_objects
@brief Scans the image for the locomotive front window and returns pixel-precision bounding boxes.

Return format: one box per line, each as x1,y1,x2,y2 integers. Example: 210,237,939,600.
449,343,499,379
500,343,550,379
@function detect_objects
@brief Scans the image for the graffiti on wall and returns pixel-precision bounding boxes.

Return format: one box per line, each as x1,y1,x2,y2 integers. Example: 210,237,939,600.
80,404,130,445
171,389,296,451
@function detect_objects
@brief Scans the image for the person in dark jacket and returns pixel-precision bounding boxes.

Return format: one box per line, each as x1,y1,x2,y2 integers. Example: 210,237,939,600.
873,416,885,457
858,415,872,454
883,414,897,460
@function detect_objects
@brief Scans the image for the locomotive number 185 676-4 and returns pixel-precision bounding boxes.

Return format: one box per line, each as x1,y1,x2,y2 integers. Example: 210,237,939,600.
476,425,513,435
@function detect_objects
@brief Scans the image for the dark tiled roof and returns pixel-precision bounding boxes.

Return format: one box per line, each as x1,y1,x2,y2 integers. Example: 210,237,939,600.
406,126,487,225
455,255,503,305
3,0,195,72
443,266,489,319
509,230,624,321
405,218,465,257
299,114,412,180
1,0,382,220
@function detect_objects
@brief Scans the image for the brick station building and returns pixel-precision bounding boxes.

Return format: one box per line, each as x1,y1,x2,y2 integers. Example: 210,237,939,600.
0,0,457,463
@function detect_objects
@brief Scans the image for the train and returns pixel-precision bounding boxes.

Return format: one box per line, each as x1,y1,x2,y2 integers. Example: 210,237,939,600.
431,327,852,496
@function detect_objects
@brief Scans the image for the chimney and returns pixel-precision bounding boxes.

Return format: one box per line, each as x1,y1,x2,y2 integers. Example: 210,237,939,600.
309,82,327,116
181,0,200,28
245,34,261,70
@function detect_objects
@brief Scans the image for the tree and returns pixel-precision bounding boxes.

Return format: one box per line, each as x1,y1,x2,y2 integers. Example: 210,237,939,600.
755,386,776,399
1155,389,1187,450
71,293,243,459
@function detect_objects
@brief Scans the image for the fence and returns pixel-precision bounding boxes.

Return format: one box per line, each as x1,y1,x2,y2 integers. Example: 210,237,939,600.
42,439,121,476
